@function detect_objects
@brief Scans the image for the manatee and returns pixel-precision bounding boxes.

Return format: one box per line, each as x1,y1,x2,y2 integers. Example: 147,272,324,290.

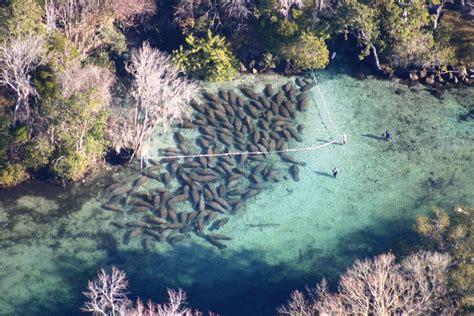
195,219,205,236
129,206,150,214
243,189,260,200
209,101,226,113
218,89,229,102
214,197,231,211
208,201,228,214
295,77,306,87
245,104,259,119
108,193,125,204
145,215,168,225
206,236,227,249
210,217,229,231
177,212,188,224
167,209,178,223
158,207,168,219
168,235,186,245
168,194,188,204
221,121,234,131
217,184,227,197
208,233,231,240
228,90,237,105
144,228,162,240
179,120,195,129
106,182,121,192
124,228,142,244
102,203,123,213
301,83,315,92
190,100,205,113
288,165,300,181
217,127,233,137
199,126,214,136
202,91,220,102
231,201,245,213
280,153,306,166
297,98,309,112
250,99,264,111
161,172,172,188
233,118,243,131
110,221,127,229
236,96,246,108
111,185,130,195
274,91,285,104
264,84,275,97
127,221,151,228
241,86,258,99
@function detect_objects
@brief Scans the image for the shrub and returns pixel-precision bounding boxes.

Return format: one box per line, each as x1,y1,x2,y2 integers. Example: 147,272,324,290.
0,163,28,188
22,137,54,170
51,152,89,182
282,31,329,70
173,30,238,81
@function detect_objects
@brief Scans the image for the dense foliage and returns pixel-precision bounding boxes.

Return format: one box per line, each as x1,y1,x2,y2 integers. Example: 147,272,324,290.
173,30,238,81
414,206,474,313
0,0,472,187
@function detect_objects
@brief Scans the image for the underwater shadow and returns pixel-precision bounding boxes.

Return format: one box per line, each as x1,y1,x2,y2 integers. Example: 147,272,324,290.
43,242,315,316
9,215,420,316
361,133,386,141
315,171,334,178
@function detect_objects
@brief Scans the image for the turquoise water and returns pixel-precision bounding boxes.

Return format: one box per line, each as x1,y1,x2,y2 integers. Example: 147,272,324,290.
0,67,472,315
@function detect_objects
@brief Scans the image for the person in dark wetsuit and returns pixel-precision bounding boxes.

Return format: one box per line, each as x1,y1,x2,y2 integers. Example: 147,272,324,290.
383,130,393,141
332,167,338,178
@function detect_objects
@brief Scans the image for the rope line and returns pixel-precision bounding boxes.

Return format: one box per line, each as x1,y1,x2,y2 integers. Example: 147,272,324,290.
153,75,343,161
310,71,341,138
155,140,337,160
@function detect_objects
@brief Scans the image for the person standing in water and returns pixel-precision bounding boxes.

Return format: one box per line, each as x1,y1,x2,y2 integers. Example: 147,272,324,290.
342,133,348,145
383,130,393,141
332,167,338,178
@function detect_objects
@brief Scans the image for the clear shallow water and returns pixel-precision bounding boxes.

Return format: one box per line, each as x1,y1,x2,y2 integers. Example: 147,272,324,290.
0,67,473,315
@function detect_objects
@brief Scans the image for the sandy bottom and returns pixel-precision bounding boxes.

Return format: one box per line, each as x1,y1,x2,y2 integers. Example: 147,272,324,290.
0,68,472,315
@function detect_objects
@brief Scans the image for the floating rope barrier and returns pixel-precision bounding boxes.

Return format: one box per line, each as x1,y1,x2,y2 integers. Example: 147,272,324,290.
154,74,343,161
155,140,337,160
310,71,342,138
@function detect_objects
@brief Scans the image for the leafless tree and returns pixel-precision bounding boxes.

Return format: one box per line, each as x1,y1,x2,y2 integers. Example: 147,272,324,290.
58,59,114,101
82,267,131,316
83,267,207,316
221,0,253,20
45,0,155,57
174,0,222,30
275,0,304,18
278,251,452,315
123,42,198,161
0,35,44,127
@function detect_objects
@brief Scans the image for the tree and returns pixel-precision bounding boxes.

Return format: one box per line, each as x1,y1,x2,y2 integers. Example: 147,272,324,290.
333,0,381,70
82,267,205,315
0,35,44,128
172,30,238,81
282,31,329,70
7,0,45,38
121,42,198,162
45,0,155,58
275,0,304,18
278,251,452,315
415,206,474,313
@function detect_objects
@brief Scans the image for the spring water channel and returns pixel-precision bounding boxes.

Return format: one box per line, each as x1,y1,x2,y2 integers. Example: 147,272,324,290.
0,68,473,315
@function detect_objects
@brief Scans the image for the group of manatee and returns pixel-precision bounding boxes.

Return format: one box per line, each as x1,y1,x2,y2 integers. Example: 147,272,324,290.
102,76,316,250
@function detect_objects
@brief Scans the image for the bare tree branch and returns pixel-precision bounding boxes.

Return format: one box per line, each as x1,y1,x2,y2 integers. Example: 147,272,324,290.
278,251,452,315
0,35,44,127
120,42,198,161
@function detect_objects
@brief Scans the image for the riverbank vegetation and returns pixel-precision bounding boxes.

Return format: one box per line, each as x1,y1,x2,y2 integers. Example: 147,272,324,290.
277,205,473,315
0,0,473,187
